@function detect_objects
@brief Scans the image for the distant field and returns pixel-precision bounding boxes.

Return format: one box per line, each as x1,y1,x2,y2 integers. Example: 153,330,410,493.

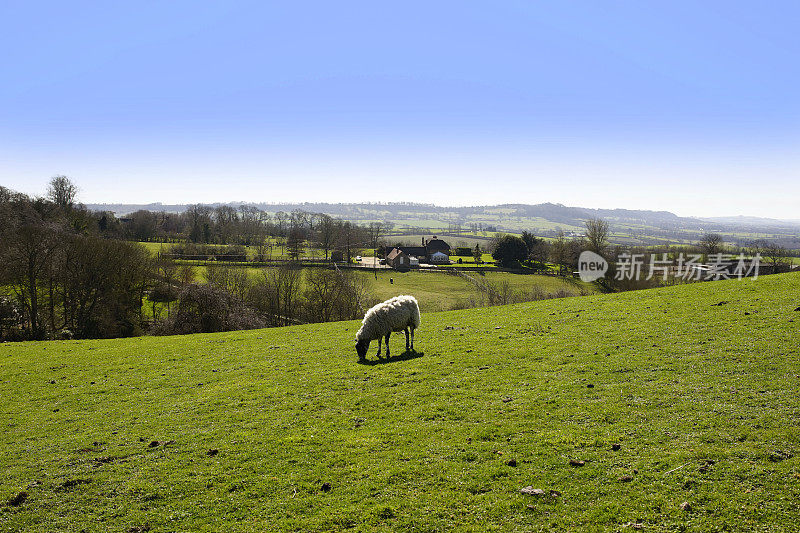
358,270,477,312
138,242,174,254
2,274,798,531
177,265,592,313
478,271,594,294
358,270,593,312
137,241,355,261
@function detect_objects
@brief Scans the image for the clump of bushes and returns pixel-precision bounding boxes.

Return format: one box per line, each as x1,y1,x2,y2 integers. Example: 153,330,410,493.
152,283,265,335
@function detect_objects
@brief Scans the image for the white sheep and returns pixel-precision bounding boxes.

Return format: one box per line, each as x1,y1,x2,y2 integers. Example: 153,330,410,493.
355,295,421,359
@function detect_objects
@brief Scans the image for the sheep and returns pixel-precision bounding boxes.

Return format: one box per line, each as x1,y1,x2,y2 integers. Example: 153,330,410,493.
355,295,420,360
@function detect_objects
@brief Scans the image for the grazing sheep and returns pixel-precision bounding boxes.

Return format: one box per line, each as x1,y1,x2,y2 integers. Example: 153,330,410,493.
356,295,420,360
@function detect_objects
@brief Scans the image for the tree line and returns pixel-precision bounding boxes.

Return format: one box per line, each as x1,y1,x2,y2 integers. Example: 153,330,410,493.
112,204,385,262
0,178,381,341
1,181,152,340
489,219,794,289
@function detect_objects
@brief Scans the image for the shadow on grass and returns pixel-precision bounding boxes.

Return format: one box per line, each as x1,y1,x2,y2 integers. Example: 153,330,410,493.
357,350,424,366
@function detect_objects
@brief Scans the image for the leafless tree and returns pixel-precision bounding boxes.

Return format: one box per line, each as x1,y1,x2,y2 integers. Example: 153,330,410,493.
303,269,342,323
286,226,306,261
584,218,610,255
205,264,251,301
698,233,724,259
251,265,302,326
2,221,62,338
316,214,338,260
749,239,791,273
550,228,569,274
47,175,78,208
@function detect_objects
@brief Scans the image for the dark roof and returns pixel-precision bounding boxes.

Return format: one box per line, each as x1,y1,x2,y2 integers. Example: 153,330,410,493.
404,246,427,257
385,245,426,257
426,238,450,251
386,248,407,261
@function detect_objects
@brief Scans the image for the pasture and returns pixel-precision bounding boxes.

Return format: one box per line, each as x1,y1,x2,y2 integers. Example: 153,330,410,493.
360,270,595,313
163,265,594,314
1,273,798,531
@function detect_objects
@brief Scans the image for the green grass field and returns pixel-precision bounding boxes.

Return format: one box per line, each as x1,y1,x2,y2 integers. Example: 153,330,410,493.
1,274,799,531
138,241,354,261
180,266,593,314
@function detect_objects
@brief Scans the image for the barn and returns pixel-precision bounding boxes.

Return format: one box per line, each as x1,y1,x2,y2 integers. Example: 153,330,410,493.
386,248,411,271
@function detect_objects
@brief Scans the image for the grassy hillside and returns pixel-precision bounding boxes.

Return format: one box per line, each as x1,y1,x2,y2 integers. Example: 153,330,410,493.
360,271,595,312
1,274,799,531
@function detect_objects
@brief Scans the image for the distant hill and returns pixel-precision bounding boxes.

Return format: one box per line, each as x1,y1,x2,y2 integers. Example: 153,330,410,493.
83,201,702,227
89,202,191,215
701,215,800,227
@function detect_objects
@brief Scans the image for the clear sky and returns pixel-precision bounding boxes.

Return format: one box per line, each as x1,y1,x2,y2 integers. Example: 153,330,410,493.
1,1,798,218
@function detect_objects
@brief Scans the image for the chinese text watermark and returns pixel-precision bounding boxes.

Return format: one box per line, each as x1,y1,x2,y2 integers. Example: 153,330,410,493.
578,253,761,282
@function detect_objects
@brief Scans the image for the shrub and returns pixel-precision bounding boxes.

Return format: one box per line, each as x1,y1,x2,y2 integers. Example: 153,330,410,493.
153,284,265,335
491,235,528,268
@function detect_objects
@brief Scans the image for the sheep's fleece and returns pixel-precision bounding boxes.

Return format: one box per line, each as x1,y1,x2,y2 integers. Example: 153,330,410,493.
356,295,421,343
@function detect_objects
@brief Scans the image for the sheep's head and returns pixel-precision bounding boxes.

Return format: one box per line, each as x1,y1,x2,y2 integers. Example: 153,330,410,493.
355,339,369,359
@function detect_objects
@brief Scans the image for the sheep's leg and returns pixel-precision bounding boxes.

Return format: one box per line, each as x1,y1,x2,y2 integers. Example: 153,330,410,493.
404,328,410,350
385,332,391,358
376,337,382,357
410,326,415,351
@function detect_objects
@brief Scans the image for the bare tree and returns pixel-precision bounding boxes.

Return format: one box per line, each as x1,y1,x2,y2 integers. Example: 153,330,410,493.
214,205,239,244
316,214,337,260
584,218,610,256
367,222,384,252
2,221,61,338
749,239,791,273
205,264,251,301
47,175,78,208
550,228,569,274
698,233,724,259
127,210,159,241
367,222,384,277
251,265,302,326
338,221,356,263
286,226,306,261
186,204,213,243
238,205,266,245
303,269,342,323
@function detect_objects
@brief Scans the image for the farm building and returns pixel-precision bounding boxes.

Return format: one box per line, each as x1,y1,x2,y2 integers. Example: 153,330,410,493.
386,248,411,271
429,251,450,264
424,236,450,255
383,236,451,266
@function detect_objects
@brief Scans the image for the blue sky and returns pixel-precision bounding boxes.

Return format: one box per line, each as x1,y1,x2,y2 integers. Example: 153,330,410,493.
1,1,798,218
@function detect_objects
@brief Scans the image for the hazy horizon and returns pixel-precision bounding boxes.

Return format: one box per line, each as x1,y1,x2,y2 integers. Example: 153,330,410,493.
2,1,798,219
